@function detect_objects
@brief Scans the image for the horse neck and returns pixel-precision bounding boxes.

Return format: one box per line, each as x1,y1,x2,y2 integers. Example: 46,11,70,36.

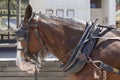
37,19,85,63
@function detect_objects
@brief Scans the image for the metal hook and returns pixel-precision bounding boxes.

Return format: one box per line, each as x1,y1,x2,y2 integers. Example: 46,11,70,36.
87,57,103,69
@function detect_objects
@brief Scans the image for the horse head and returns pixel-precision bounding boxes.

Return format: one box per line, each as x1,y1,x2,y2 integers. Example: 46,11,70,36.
15,5,44,73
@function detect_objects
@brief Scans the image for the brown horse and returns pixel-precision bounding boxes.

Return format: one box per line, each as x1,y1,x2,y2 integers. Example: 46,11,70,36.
15,5,120,80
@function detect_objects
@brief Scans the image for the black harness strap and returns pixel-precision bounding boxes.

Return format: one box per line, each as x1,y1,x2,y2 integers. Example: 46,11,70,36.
24,29,30,61
100,62,120,75
61,21,101,74
90,59,120,75
61,21,120,75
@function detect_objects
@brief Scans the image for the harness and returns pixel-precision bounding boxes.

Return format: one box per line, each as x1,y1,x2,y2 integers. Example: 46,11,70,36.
60,21,100,74
60,20,120,75
16,14,120,76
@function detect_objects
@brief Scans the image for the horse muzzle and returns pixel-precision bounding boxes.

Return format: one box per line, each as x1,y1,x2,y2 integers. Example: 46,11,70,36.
15,29,26,41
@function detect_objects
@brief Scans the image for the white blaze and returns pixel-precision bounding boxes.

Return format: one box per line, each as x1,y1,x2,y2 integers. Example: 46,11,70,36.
16,42,35,73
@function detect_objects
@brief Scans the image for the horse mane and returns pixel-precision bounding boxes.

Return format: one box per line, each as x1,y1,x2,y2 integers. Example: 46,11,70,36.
35,14,86,31
31,13,87,60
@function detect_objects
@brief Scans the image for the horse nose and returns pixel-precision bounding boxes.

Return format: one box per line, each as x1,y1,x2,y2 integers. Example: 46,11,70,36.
15,30,26,41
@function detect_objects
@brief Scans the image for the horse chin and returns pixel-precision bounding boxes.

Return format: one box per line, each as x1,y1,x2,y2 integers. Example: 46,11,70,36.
16,42,36,74
16,60,36,74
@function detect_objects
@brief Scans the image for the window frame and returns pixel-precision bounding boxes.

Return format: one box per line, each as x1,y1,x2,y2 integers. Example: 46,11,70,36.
46,9,53,15
66,9,75,18
90,0,102,8
56,9,64,17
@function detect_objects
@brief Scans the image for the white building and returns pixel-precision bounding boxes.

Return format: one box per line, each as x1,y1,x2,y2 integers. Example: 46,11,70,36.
0,0,116,61
30,0,115,25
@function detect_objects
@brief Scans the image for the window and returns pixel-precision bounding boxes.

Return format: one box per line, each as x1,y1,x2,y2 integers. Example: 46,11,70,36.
46,9,53,15
116,0,120,3
56,9,64,17
67,9,74,18
116,0,120,5
90,0,101,8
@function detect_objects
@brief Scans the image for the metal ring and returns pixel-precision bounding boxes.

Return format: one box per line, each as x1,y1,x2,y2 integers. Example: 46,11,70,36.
93,60,103,69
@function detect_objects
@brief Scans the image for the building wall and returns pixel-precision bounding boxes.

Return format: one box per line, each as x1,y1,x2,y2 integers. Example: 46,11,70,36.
29,0,115,25
102,0,116,25
30,0,90,21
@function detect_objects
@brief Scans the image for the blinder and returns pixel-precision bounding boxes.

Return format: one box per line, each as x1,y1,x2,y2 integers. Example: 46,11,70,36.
15,18,41,61
15,29,27,41
15,21,38,41
15,12,38,42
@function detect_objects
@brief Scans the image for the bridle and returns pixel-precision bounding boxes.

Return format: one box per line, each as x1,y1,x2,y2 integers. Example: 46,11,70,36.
16,13,47,68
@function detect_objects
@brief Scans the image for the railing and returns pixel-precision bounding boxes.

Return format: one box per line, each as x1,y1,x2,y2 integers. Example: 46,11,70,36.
0,29,17,51
0,29,17,40
0,61,70,80
0,29,16,34
0,43,17,48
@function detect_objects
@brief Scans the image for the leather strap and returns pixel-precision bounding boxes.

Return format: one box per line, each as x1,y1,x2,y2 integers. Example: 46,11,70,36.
100,62,120,75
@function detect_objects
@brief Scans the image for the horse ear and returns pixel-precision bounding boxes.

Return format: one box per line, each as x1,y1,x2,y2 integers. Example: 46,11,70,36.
24,4,32,22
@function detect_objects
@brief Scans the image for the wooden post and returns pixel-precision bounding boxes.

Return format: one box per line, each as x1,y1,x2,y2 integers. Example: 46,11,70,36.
8,0,10,39
16,0,21,28
34,67,38,80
